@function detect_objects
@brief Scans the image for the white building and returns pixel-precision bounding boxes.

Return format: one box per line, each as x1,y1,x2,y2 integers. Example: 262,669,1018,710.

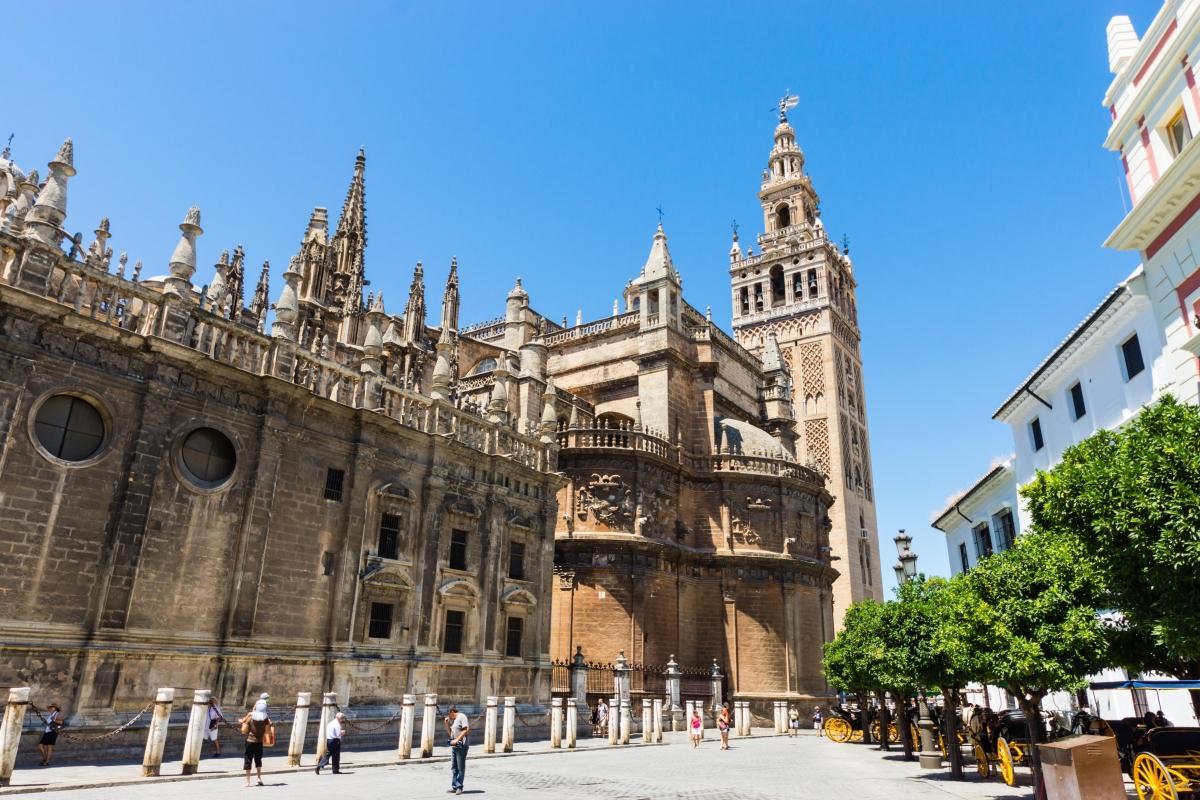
1103,4,1200,408
931,459,1018,577
992,267,1162,529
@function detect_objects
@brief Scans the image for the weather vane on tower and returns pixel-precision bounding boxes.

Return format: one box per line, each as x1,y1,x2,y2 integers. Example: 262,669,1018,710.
777,91,799,122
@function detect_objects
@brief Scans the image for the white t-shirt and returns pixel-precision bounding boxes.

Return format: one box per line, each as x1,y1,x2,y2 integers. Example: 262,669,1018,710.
449,713,469,743
326,719,344,740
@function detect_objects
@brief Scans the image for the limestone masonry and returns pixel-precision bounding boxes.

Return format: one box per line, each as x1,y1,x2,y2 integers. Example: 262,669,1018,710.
0,106,880,723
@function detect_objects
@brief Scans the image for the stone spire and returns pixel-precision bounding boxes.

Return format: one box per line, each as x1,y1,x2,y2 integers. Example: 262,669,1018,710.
488,358,510,423
640,223,680,283
208,249,230,313
87,218,112,270
363,292,385,355
729,226,742,263
25,138,75,247
271,256,301,340
539,376,558,439
761,332,786,374
165,207,203,299
250,261,270,332
441,256,460,333
330,148,366,308
402,262,426,345
228,244,246,317
430,323,454,401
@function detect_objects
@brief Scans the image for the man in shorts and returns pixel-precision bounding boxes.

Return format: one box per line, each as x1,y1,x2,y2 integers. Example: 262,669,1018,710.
206,698,226,756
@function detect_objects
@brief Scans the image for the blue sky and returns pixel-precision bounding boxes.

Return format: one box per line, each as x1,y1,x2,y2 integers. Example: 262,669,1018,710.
10,1,1161,591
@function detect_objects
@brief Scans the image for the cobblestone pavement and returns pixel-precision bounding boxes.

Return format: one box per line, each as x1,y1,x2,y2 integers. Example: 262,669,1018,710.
1,732,1067,800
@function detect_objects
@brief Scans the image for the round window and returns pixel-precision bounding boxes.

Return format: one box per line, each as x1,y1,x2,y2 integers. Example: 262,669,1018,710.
33,394,106,462
180,427,236,487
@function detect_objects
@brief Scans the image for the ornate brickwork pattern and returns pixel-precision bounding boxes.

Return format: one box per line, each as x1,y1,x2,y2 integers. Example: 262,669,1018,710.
799,343,823,396
803,418,829,474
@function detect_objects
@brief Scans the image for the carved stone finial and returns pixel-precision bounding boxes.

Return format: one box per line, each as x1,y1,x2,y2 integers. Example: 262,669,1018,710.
165,206,203,298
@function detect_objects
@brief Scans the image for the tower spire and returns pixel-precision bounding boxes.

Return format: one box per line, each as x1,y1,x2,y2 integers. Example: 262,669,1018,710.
330,148,366,311
402,261,426,345
441,256,460,333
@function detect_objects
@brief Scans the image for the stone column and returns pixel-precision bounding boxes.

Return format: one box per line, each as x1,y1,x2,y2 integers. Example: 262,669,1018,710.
685,699,694,733
180,689,211,774
316,693,336,763
613,650,630,706
550,697,562,748
398,694,415,760
652,698,663,743
288,692,311,766
141,687,175,777
420,693,437,758
483,696,497,754
619,697,631,745
607,696,619,745
665,655,682,732
641,698,652,742
570,647,588,709
709,660,723,720
732,701,742,736
501,697,515,753
0,687,30,787
741,701,751,736
565,699,577,749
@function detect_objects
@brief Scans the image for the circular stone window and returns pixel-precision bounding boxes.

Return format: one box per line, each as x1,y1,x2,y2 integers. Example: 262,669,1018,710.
33,394,106,462
180,427,236,488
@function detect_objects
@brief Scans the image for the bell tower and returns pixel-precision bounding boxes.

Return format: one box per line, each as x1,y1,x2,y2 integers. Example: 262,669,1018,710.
729,96,884,621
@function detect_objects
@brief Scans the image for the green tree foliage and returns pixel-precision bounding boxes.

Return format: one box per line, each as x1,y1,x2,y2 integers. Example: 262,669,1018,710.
946,529,1109,794
1022,396,1200,697
823,599,887,744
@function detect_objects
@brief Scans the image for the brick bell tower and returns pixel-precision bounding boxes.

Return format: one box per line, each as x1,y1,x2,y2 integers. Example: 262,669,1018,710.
729,95,884,622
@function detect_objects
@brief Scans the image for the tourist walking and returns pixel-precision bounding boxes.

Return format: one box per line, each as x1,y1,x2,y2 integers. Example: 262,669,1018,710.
689,708,703,748
593,698,608,736
37,704,64,766
315,712,346,775
813,706,824,736
788,705,800,737
717,703,732,750
240,704,273,786
446,706,470,794
206,698,226,756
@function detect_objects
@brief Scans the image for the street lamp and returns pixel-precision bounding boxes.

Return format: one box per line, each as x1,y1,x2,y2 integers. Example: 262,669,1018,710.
893,530,941,768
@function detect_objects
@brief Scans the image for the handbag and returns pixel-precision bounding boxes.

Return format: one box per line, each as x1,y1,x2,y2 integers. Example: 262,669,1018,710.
240,719,250,735
263,723,276,747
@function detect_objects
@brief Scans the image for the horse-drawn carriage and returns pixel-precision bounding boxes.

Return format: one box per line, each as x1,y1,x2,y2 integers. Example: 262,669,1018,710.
822,703,866,743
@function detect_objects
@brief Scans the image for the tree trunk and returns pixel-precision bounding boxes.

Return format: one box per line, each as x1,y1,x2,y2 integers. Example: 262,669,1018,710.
946,686,963,780
899,694,914,761
1017,691,1047,800
876,691,891,751
860,698,873,744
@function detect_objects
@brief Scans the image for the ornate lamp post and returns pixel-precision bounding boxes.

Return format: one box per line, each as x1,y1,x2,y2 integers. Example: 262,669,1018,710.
893,530,941,768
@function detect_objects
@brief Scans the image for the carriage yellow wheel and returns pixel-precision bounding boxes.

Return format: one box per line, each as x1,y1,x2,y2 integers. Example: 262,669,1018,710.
937,732,946,758
973,743,990,778
1133,753,1179,800
869,721,900,743
909,725,919,749
996,737,1016,787
850,728,864,743
824,717,851,743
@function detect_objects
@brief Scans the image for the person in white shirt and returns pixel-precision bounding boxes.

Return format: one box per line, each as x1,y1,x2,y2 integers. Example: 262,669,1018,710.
445,706,470,794
206,699,225,756
315,712,346,775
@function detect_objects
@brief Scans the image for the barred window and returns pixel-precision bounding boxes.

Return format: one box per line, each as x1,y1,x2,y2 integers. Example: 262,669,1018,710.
509,541,526,580
368,602,393,639
449,530,468,570
378,513,401,560
505,616,523,657
443,610,465,654
324,467,345,501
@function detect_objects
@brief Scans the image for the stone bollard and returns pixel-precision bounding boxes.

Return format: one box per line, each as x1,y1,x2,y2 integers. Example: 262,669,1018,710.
685,699,694,733
501,697,515,753
641,698,652,742
619,697,631,745
420,693,437,758
0,687,30,787
652,698,663,743
141,687,176,777
773,701,781,733
316,692,336,763
484,696,498,754
566,698,577,749
607,696,618,745
733,701,743,736
180,689,211,774
288,692,311,766
398,694,415,760
550,697,562,748
741,701,752,736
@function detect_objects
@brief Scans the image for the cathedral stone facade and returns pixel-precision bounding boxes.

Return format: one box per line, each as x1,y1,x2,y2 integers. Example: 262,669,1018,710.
0,106,878,723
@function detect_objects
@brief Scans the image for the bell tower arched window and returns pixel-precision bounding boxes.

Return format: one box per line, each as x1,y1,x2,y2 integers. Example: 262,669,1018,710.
776,204,791,230
769,265,786,308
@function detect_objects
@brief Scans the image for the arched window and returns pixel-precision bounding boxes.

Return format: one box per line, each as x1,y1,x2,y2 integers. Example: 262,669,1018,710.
769,265,785,308
468,357,497,376
775,204,791,230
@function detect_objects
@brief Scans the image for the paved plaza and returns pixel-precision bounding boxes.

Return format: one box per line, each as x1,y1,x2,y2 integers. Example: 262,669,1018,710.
0,732,1046,800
